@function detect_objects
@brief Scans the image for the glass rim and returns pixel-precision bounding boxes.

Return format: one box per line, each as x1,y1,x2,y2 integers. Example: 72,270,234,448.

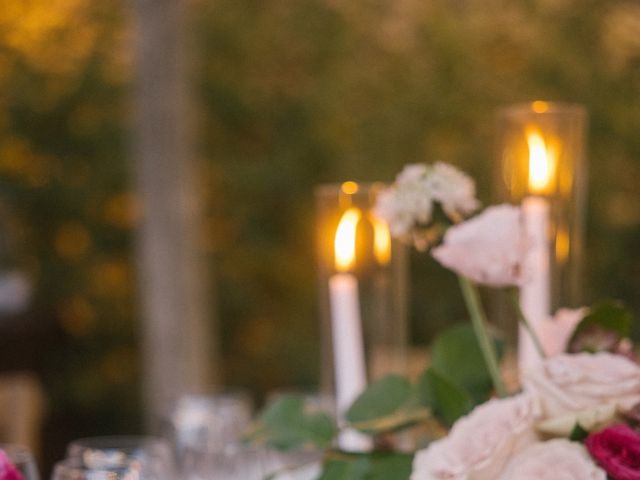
52,460,141,480
498,101,587,119
67,435,169,452
168,387,253,411
314,181,387,197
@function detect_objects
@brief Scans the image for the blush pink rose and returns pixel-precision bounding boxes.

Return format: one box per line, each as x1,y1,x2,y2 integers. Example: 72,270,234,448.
538,308,587,357
0,450,24,480
411,394,540,480
431,204,527,287
523,353,640,419
586,425,640,480
498,439,606,479
524,352,640,436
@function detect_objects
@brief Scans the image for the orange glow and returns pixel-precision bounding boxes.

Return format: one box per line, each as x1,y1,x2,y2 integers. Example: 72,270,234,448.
556,227,570,264
532,101,549,113
371,214,391,266
526,128,556,195
334,208,361,271
341,181,359,195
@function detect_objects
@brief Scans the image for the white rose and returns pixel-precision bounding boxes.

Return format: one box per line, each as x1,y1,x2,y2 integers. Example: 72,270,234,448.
411,394,540,480
431,204,526,287
497,439,606,480
538,308,587,357
523,352,640,436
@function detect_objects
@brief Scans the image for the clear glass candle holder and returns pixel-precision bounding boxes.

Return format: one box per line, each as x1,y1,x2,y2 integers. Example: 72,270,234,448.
315,182,408,416
494,101,588,370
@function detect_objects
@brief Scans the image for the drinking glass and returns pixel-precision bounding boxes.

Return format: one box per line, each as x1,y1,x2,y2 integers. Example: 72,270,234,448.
168,390,252,453
51,460,151,480
61,436,175,480
184,445,275,480
1,444,39,480
166,390,253,478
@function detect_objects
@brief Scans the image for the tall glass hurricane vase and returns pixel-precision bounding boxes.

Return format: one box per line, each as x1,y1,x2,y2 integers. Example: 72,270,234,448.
315,182,408,450
495,102,588,371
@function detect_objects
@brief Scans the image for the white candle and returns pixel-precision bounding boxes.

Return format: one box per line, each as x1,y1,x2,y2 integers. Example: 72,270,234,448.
329,272,371,451
519,195,551,371
329,206,371,451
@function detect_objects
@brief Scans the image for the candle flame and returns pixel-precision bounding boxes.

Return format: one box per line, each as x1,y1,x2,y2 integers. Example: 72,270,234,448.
334,208,361,271
371,214,391,266
527,127,556,195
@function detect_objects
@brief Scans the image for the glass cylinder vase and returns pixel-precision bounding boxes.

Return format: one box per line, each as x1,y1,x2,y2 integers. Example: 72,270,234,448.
495,101,588,371
315,182,408,446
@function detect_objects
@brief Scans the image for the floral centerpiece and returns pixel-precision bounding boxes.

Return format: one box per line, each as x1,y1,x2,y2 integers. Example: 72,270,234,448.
247,162,640,480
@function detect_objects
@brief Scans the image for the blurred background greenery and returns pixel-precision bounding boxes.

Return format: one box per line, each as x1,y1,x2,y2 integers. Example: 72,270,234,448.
0,0,639,471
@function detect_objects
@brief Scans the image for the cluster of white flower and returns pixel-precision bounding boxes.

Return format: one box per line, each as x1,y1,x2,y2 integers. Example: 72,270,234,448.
374,162,479,238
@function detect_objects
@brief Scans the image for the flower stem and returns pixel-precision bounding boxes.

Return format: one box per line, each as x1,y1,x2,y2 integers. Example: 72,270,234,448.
508,288,547,359
457,275,507,398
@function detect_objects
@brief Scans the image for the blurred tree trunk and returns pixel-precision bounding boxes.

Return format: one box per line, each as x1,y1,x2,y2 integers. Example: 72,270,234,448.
132,0,217,428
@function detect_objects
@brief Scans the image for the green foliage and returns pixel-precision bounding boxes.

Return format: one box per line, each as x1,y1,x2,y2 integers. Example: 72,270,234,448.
245,395,336,450
569,423,590,443
249,324,499,451
569,301,633,353
317,452,413,480
417,368,473,427
342,324,500,434
430,323,504,403
346,375,430,434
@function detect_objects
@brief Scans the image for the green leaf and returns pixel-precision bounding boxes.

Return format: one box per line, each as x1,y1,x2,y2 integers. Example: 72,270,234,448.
347,406,431,435
430,323,504,403
346,375,413,424
244,395,336,450
366,452,413,480
417,367,473,427
345,375,429,434
316,452,413,480
569,423,590,442
569,301,632,352
316,457,370,480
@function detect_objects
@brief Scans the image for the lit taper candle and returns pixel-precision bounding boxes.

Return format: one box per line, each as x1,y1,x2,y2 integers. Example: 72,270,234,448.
329,207,372,452
519,127,555,371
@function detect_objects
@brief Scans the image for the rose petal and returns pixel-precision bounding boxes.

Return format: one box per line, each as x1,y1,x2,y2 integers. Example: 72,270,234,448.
535,404,617,437
586,425,640,480
498,439,606,480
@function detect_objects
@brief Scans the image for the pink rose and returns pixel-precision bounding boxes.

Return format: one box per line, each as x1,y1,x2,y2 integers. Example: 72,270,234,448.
0,450,24,480
411,394,540,480
498,439,606,479
431,204,527,287
524,353,640,417
538,308,587,357
586,425,640,480
524,353,640,436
